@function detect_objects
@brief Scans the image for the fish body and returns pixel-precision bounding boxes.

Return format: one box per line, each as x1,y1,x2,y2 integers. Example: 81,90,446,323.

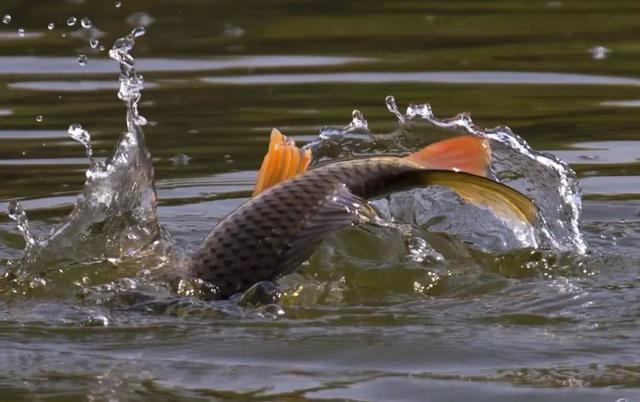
188,130,537,299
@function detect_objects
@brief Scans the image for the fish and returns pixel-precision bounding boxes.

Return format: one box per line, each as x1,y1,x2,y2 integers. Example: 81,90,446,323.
187,128,538,299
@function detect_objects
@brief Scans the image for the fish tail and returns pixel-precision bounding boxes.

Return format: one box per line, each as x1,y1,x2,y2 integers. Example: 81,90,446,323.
253,128,312,196
398,136,537,225
405,135,490,176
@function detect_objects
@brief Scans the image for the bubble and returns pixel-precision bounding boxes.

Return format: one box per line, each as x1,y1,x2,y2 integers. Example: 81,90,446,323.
66,16,77,26
78,54,88,65
35,115,43,122
47,22,55,30
589,45,611,60
2,14,11,24
17,28,24,37
80,17,92,28
99,45,105,51
89,38,99,48
115,1,122,7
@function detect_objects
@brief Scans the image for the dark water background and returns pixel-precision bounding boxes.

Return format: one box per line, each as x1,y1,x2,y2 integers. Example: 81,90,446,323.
1,1,640,400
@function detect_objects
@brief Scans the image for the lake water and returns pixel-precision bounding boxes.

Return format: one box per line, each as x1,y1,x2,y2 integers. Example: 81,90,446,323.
1,1,640,401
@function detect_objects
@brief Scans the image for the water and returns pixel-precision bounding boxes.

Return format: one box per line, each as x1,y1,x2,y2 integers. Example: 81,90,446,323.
1,1,640,401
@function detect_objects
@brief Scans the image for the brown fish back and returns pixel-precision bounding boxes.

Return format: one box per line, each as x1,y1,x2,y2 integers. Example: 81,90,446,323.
188,158,419,299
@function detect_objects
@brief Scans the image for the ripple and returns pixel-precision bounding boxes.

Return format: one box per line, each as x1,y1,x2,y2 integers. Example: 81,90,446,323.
0,130,69,139
581,176,640,196
551,141,640,165
0,55,370,75
0,157,104,165
202,71,640,86
8,80,158,92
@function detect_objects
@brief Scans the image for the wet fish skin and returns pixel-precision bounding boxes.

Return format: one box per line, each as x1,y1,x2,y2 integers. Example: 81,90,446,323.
188,132,538,300
188,157,418,300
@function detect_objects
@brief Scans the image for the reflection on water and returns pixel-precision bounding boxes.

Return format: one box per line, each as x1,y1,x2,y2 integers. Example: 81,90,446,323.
1,1,640,400
0,55,370,75
204,71,640,86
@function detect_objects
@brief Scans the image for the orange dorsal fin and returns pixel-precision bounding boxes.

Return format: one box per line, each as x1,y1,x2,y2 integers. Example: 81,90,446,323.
252,128,312,196
405,135,490,177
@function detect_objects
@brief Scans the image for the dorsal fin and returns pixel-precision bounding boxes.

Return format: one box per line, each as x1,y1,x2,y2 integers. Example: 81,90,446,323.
405,135,490,177
253,128,312,196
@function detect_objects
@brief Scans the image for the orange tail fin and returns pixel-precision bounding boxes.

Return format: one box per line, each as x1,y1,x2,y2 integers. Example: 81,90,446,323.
405,135,490,177
253,128,312,196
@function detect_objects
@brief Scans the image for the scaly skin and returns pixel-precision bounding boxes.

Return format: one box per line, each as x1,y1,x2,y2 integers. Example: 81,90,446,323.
188,157,421,299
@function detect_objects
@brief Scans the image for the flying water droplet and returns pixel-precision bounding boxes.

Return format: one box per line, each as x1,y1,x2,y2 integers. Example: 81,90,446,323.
47,22,55,30
78,54,88,65
80,17,92,28
109,26,148,125
66,17,77,26
115,1,122,8
589,45,611,60
8,201,37,248
385,95,406,124
17,28,24,37
35,115,43,122
98,45,105,51
89,38,99,48
2,14,11,24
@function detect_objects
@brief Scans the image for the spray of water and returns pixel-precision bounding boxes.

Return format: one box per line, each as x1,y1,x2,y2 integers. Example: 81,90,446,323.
10,26,162,267
307,96,586,254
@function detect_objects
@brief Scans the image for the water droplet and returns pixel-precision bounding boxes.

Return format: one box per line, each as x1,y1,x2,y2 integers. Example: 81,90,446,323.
2,14,11,24
589,45,611,60
131,25,145,38
89,38,99,48
47,22,55,30
35,115,43,122
80,17,92,28
17,28,24,37
66,16,77,26
78,54,88,65
98,45,105,51
385,95,406,123
115,1,122,8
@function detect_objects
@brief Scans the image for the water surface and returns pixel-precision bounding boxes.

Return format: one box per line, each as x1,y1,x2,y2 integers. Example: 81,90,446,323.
1,1,640,401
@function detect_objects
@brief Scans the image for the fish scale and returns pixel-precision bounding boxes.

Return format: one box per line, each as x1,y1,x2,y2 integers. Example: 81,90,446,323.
188,158,418,299
188,136,537,300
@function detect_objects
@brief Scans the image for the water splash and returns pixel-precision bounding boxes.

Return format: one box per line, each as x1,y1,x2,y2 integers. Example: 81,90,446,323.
400,98,585,253
10,26,161,267
307,96,586,254
7,201,38,250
